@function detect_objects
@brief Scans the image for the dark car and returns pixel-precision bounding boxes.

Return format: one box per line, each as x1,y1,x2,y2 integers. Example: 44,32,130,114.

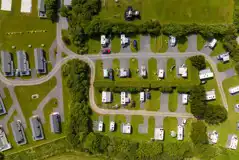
109,69,114,80
133,40,137,49
102,49,111,54
146,92,151,99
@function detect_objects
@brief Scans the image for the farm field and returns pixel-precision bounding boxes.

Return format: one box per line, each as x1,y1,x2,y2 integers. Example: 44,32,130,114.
98,0,234,24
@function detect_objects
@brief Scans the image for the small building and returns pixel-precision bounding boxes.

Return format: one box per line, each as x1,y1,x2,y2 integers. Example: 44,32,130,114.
208,39,217,49
119,68,130,78
178,64,187,78
140,65,147,77
98,121,103,132
50,112,61,133
16,51,30,76
140,92,145,102
64,0,72,6
177,125,184,141
109,121,115,132
0,127,11,152
206,90,216,101
103,69,109,78
169,35,176,47
199,68,214,80
217,52,230,63
102,91,112,103
182,94,188,105
30,115,44,141
1,51,14,76
101,35,109,48
121,92,130,105
121,34,129,47
11,120,27,145
0,96,6,116
121,123,131,134
229,86,239,95
154,128,164,141
34,48,47,74
158,69,164,79
208,130,218,144
38,0,46,18
228,135,238,150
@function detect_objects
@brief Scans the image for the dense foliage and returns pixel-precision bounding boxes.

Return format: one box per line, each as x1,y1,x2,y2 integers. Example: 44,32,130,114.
190,121,208,145
204,104,228,125
189,55,206,70
45,0,58,22
189,86,207,119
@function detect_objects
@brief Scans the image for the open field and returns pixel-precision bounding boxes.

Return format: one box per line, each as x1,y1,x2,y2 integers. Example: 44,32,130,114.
166,58,176,81
148,58,157,80
0,0,56,72
150,35,168,53
168,90,178,112
144,90,161,111
217,61,235,72
197,35,207,50
87,38,101,54
98,0,233,24
111,36,121,53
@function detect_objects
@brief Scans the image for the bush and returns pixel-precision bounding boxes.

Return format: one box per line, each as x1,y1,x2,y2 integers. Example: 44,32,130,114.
62,35,71,45
235,63,239,75
189,55,206,70
160,86,173,93
190,121,208,145
204,104,228,125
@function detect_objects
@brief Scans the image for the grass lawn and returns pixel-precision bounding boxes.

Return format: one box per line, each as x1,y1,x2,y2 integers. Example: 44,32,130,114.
197,35,207,51
144,90,161,111
148,58,157,80
129,58,139,80
150,35,168,53
210,41,226,56
47,152,101,160
111,36,121,53
112,59,120,81
87,38,101,54
61,30,78,53
166,58,176,81
0,0,56,71
163,117,178,143
95,60,103,80
186,59,200,84
217,61,235,72
2,88,13,112
177,36,188,52
207,76,239,149
168,90,178,112
98,0,233,24
130,35,140,52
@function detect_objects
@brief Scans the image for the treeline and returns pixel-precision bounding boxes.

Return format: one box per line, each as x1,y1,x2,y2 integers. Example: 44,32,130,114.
45,0,58,22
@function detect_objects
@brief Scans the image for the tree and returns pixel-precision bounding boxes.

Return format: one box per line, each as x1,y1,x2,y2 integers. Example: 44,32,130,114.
136,142,163,159
189,86,207,118
189,55,206,70
190,121,208,145
45,0,58,22
204,104,228,125
235,63,239,75
62,35,71,45
60,6,70,17
0,153,4,160
84,132,101,153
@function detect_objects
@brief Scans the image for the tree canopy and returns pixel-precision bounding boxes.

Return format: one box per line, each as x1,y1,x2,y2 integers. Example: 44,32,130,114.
190,121,208,145
189,55,206,70
204,104,228,125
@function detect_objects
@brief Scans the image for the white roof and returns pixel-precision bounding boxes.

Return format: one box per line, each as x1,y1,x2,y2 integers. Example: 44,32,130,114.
119,68,129,77
0,129,11,151
110,121,115,131
140,92,145,102
121,34,129,45
169,36,176,44
98,121,103,132
103,69,108,78
179,67,187,77
206,90,216,101
102,91,112,103
154,128,164,140
222,55,230,62
1,0,12,11
64,0,72,6
177,125,184,140
235,104,239,109
182,94,188,104
209,39,217,48
122,123,131,134
101,35,109,45
21,0,32,13
121,92,130,105
229,135,238,150
199,69,214,80
158,69,164,78
140,66,147,77
209,131,218,144
229,86,239,94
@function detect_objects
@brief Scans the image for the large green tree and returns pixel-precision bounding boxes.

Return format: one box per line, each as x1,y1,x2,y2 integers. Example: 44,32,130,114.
189,55,206,70
136,142,163,159
45,0,58,22
190,121,208,145
204,104,228,125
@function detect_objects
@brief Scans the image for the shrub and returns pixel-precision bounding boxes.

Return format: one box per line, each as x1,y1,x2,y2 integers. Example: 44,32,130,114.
204,104,228,125
189,55,206,70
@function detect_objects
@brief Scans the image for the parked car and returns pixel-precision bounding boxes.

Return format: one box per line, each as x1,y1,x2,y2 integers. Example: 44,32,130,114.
146,92,151,99
133,40,137,49
169,35,176,47
109,69,114,80
102,49,111,54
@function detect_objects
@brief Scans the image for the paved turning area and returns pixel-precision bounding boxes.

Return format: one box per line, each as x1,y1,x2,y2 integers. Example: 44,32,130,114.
159,93,169,112
138,116,149,134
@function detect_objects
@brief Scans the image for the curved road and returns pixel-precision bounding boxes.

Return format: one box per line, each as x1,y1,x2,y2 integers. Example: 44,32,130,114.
0,21,228,118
